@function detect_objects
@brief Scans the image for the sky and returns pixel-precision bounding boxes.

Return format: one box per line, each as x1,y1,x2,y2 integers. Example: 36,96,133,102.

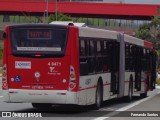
103,0,160,4
125,0,160,4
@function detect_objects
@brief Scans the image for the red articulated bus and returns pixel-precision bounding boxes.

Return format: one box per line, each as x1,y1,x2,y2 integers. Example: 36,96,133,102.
2,23,156,109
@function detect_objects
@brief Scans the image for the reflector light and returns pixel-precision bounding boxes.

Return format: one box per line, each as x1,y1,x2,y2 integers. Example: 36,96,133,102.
70,74,75,79
35,54,42,57
3,82,7,87
9,91,14,94
69,65,76,91
2,72,7,77
69,84,74,89
2,64,8,90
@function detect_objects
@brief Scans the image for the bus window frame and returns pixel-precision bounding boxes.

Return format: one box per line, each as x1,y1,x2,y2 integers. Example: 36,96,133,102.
9,25,69,57
79,37,117,76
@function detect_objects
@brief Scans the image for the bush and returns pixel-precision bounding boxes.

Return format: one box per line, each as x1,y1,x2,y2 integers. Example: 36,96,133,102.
0,48,2,59
156,78,160,85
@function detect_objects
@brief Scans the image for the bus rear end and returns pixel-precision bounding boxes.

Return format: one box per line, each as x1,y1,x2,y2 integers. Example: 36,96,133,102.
2,24,79,105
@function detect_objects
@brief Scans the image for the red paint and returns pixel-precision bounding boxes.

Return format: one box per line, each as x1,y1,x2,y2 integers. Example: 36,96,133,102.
104,83,111,86
79,86,96,91
4,25,78,91
0,1,159,18
144,41,153,49
124,80,130,83
79,83,111,91
34,54,42,57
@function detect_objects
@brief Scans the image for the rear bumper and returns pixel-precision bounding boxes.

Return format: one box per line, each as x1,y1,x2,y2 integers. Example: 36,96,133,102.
3,89,78,104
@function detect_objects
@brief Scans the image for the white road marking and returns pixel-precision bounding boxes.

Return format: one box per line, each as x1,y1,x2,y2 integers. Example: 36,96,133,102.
93,90,160,120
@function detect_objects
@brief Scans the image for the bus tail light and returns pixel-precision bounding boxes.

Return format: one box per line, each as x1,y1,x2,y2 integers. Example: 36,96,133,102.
2,64,8,90
69,65,76,91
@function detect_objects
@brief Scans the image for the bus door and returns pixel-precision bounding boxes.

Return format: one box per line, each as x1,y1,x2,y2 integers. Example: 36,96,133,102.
150,51,156,90
134,46,142,91
109,41,120,95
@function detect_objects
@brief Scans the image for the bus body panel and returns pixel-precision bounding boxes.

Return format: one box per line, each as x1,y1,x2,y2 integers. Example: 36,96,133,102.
7,55,70,90
3,25,80,104
5,89,78,104
2,26,10,102
78,73,114,105
67,27,80,92
4,55,71,103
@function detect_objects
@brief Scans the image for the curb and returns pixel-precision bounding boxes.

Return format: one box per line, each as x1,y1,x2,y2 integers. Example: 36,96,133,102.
156,85,160,89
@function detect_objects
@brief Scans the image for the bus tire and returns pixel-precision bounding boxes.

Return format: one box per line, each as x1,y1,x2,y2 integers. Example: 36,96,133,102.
140,92,147,98
126,75,133,102
94,81,103,110
32,103,52,108
140,76,148,98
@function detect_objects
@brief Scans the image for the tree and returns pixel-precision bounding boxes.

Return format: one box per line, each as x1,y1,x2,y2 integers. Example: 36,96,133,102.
136,16,160,50
136,23,151,40
48,12,72,23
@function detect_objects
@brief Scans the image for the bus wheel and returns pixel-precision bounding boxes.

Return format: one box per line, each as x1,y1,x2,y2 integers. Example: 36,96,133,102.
140,76,148,98
126,76,133,102
94,82,103,110
140,92,147,98
32,103,52,108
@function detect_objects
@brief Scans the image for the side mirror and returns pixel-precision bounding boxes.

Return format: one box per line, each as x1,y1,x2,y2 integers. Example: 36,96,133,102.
3,32,7,39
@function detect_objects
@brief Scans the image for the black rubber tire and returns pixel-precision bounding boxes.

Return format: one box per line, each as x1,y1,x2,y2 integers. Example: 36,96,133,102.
140,92,147,98
94,82,103,110
127,84,133,102
126,76,133,102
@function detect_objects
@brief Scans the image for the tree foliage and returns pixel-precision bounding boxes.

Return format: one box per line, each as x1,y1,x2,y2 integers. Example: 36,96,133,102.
48,12,72,23
136,23,151,40
136,16,160,50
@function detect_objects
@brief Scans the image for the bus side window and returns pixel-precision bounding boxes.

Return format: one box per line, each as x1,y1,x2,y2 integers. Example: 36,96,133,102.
125,44,129,70
142,48,147,71
125,44,133,71
89,40,95,56
146,49,151,71
80,39,88,76
102,40,109,72
88,40,96,73
95,40,103,72
80,40,85,56
97,41,101,56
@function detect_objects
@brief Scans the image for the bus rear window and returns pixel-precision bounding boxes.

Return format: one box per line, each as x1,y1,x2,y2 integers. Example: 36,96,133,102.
10,27,68,55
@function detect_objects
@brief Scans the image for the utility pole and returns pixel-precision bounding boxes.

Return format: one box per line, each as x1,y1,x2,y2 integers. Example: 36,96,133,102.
46,0,48,23
56,0,59,21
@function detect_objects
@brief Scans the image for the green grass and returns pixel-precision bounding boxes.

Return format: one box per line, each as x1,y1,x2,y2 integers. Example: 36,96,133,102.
0,40,3,48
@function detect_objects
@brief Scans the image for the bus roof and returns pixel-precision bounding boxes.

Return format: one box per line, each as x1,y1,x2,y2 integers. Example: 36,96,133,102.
79,27,153,49
5,23,153,49
50,21,87,27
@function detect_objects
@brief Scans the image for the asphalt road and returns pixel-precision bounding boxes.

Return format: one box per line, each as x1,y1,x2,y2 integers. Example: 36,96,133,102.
0,77,160,120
